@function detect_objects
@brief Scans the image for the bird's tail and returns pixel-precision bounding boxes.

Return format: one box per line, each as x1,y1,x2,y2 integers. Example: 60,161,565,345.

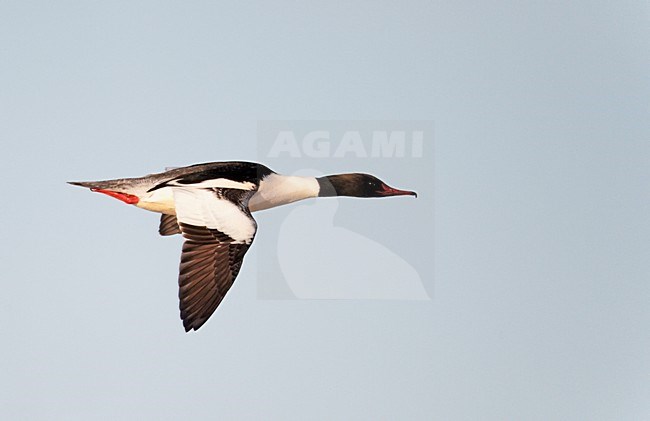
67,176,156,197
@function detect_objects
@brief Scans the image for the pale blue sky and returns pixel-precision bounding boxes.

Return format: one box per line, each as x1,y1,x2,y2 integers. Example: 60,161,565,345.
1,1,649,420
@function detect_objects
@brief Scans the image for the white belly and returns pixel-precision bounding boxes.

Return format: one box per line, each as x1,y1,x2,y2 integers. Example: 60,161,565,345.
136,187,176,215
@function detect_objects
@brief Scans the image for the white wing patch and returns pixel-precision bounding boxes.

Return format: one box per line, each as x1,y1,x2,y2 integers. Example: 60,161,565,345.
172,188,256,244
168,178,256,190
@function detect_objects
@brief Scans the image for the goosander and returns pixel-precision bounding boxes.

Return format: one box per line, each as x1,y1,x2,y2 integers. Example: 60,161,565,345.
69,161,417,332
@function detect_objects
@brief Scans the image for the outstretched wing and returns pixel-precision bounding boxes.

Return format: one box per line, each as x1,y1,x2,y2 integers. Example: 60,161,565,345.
172,187,257,332
159,214,181,236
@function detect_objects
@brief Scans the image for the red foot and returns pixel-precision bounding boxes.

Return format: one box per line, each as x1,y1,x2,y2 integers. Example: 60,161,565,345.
91,189,140,204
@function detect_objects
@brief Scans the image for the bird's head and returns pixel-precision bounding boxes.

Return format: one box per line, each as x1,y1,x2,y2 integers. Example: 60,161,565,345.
317,173,417,198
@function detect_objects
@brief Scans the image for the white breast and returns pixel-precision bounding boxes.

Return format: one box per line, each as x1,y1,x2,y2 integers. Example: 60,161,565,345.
249,174,320,212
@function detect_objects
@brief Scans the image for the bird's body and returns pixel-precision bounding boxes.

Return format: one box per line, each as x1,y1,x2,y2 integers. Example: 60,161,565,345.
69,161,416,331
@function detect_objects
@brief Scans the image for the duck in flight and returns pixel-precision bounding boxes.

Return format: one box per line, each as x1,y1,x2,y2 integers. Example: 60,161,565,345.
69,161,417,332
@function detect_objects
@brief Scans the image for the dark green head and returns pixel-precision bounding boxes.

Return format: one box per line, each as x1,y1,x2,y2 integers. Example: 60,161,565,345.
317,173,417,198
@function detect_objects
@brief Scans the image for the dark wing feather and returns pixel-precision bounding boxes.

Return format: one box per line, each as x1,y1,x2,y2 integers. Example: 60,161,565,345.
178,223,253,332
159,214,181,236
172,186,258,332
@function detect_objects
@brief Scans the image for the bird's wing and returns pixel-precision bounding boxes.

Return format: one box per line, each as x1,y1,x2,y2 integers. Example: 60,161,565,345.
172,187,257,331
159,214,181,236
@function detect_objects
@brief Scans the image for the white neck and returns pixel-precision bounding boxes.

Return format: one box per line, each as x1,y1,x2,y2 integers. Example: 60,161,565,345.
249,173,320,212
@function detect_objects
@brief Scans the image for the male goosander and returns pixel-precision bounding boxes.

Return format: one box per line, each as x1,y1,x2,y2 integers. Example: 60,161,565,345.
69,161,416,332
